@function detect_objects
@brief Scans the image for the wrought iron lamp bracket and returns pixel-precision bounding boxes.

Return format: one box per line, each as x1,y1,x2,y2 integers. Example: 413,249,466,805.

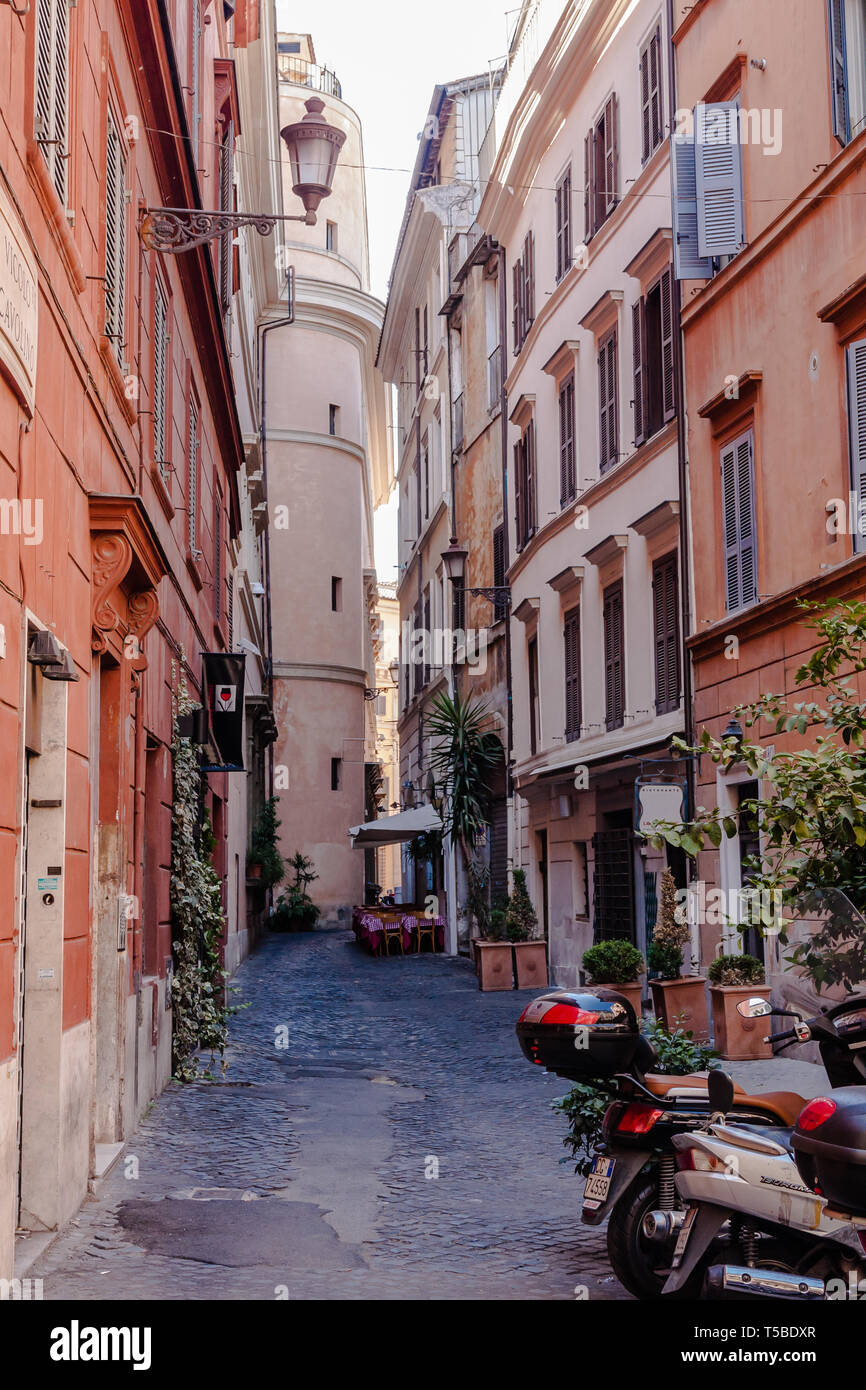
140,207,315,253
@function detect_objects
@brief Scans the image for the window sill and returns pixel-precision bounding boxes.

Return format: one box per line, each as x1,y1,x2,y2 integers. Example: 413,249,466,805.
150,463,175,521
186,551,204,591
26,142,86,295
100,339,137,426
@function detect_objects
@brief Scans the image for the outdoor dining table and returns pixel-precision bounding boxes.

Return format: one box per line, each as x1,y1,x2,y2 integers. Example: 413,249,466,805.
352,907,446,955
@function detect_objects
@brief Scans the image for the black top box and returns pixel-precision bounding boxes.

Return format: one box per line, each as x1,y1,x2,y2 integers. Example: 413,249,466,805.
516,988,640,1082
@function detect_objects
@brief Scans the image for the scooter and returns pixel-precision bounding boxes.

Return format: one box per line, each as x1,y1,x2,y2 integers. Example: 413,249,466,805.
597,888,866,1298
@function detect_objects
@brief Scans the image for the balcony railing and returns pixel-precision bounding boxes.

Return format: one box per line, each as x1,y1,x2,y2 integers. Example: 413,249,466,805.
453,392,464,451
277,55,342,100
487,345,502,410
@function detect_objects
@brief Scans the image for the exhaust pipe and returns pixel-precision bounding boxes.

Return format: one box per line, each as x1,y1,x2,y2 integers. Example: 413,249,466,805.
704,1265,825,1300
642,1209,687,1243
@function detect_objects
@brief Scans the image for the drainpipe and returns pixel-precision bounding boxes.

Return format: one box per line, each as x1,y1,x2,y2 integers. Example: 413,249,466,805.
258,314,292,804
497,246,514,799
666,0,696,824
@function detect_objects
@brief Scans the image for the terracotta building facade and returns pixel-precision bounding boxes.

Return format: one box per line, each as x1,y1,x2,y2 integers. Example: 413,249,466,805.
0,0,272,1279
672,0,866,1002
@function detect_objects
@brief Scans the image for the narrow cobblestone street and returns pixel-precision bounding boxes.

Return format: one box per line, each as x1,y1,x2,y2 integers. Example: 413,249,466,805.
31,931,624,1301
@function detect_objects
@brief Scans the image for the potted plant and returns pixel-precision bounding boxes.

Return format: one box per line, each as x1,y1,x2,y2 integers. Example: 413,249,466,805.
581,939,645,1016
272,851,320,932
648,868,709,1040
247,796,284,888
707,952,771,1059
468,865,514,989
427,691,506,985
507,869,548,989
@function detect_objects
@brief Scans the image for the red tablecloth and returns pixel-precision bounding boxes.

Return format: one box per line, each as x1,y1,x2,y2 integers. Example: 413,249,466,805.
352,908,445,955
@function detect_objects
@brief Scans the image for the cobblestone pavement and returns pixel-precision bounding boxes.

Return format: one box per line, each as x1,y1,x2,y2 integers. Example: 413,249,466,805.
31,930,626,1301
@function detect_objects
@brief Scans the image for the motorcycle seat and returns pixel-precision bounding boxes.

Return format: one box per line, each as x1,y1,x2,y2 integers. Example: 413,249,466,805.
743,1090,806,1126
644,1073,747,1098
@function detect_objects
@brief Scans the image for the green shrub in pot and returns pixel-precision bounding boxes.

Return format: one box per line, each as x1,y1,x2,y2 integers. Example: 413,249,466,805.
707,953,765,987
582,939,644,986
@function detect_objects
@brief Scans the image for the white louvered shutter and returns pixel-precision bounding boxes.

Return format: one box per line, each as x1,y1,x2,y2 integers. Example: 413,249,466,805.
153,282,168,477
671,131,713,280
105,109,127,366
722,429,757,611
36,0,69,205
695,101,745,259
847,338,866,553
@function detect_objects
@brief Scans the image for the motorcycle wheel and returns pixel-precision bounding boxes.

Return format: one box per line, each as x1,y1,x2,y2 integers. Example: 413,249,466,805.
606,1174,702,1300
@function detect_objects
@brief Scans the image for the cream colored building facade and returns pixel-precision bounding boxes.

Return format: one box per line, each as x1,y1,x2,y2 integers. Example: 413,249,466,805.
478,0,688,986
268,35,392,925
378,74,502,951
371,583,401,896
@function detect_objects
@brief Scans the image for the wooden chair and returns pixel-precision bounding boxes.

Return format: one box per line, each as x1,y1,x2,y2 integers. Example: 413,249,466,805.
380,912,405,957
413,916,437,953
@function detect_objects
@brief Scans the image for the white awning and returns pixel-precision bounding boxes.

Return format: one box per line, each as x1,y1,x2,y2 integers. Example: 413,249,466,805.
348,805,442,847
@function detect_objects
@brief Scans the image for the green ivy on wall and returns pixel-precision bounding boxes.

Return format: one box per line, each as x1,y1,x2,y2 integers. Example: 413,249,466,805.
170,663,231,1081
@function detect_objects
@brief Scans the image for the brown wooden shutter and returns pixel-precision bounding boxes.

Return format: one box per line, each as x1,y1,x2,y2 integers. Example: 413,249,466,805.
514,436,524,548
584,128,595,240
660,266,675,420
512,260,520,353
524,231,535,327
559,374,576,504
599,331,618,471
632,299,645,447
555,178,564,280
525,420,535,537
528,636,539,756
640,41,651,163
564,606,581,742
653,552,680,713
598,339,608,470
493,524,507,621
650,25,663,151
603,581,624,730
604,92,618,215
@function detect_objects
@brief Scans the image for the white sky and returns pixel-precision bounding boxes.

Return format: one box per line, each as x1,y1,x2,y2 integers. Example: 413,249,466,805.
276,0,515,581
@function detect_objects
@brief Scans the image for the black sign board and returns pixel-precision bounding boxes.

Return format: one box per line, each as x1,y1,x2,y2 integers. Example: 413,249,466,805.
200,652,246,771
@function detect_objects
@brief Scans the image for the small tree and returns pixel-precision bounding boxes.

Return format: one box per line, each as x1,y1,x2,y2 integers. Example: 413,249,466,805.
648,602,866,990
248,796,284,888
648,867,690,979
505,868,539,942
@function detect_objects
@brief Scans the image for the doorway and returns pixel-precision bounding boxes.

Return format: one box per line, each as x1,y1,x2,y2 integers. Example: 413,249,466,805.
536,829,549,936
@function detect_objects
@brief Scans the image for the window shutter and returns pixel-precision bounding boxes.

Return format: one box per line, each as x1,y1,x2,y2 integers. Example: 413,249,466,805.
671,132,713,280
640,42,651,163
104,110,127,366
555,179,564,280
188,398,199,554
599,331,618,471
512,259,523,353
603,583,624,730
219,123,234,313
653,553,680,713
493,524,507,621
660,266,675,420
514,437,524,549
584,128,595,241
559,375,575,505
650,25,663,152
722,428,757,611
562,170,571,275
524,231,535,328
604,92,618,215
695,101,745,258
828,0,851,144
564,607,581,742
191,0,202,151
525,421,535,537
153,281,168,476
847,338,866,553
36,0,69,204
632,299,645,447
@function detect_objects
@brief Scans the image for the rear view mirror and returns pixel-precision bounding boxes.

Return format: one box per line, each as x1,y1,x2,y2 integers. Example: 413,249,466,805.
737,996,773,1018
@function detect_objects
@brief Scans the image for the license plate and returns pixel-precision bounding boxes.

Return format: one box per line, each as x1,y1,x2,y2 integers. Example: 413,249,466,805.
582,1156,615,1210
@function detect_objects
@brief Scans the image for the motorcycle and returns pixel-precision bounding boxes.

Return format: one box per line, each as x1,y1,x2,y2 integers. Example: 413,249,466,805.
517,887,866,1298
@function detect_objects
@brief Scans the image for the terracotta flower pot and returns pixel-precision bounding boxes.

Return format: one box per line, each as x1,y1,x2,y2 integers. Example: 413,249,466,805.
512,940,548,989
710,984,773,1060
247,862,263,881
475,940,515,991
589,980,643,1016
649,975,710,1042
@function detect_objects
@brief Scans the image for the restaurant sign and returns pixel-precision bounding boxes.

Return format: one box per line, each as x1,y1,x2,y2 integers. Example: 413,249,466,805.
0,183,37,413
635,778,687,835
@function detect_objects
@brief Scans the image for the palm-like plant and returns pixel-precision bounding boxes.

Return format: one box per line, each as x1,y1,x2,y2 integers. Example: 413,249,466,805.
427,690,503,861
